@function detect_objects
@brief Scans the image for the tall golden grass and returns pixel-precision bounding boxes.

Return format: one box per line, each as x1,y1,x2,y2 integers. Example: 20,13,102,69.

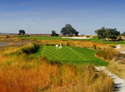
39,40,112,50
0,43,114,92
96,50,125,62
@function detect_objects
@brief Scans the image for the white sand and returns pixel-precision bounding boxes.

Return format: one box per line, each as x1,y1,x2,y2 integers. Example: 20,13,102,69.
115,44,125,54
115,44,121,49
120,51,125,54
61,37,90,39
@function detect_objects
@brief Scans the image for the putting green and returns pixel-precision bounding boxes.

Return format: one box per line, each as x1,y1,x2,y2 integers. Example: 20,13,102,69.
34,46,108,66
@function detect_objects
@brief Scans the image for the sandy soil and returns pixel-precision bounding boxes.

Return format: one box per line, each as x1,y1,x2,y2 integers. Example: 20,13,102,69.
61,37,90,39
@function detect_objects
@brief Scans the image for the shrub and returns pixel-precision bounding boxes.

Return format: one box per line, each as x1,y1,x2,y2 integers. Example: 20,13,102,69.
118,58,125,64
109,44,116,48
6,35,9,39
2,43,39,56
67,42,71,46
20,43,39,54
96,50,121,60
93,44,96,49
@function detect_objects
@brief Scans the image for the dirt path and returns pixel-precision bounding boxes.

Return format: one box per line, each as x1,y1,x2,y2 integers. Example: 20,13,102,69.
95,66,125,92
115,44,125,54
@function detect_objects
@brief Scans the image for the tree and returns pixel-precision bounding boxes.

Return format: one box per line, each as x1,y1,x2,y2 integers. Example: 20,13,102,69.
105,28,120,40
95,27,106,39
60,24,79,36
95,27,120,41
51,30,58,36
121,31,125,36
18,29,25,35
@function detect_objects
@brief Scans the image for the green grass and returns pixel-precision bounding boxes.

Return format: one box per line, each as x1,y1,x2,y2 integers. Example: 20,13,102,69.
34,46,108,66
18,36,65,40
18,36,125,44
88,37,125,44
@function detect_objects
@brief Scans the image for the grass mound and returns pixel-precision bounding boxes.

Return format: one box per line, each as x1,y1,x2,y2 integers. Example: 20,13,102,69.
2,43,39,56
34,46,108,66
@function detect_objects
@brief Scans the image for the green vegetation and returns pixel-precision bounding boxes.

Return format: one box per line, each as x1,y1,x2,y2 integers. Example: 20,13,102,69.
51,30,58,36
34,46,108,66
3,43,39,56
61,24,79,36
121,31,125,36
18,36,125,44
0,43,114,92
89,37,125,44
96,50,125,62
95,27,120,40
18,29,25,35
18,36,63,40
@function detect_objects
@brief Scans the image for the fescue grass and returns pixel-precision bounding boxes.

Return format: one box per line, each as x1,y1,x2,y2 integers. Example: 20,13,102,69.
34,46,108,66
2,43,39,56
18,36,125,44
39,40,111,50
0,44,113,92
17,36,115,50
96,50,125,61
0,43,114,92
0,62,114,92
107,62,125,79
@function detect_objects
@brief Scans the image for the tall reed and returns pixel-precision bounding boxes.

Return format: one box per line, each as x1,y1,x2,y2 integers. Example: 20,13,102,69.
0,43,114,92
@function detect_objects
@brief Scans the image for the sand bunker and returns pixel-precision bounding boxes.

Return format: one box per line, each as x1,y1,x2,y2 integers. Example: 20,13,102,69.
61,37,90,39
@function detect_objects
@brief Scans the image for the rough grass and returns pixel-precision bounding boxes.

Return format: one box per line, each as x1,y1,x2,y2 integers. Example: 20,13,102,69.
107,62,125,79
0,43,114,92
39,40,111,50
34,46,108,66
18,36,64,40
96,50,124,61
18,36,125,44
88,37,125,44
2,43,39,56
0,61,114,92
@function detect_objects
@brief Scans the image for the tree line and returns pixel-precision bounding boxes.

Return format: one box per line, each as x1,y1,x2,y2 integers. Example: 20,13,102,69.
18,24,124,41
51,24,79,36
95,27,121,41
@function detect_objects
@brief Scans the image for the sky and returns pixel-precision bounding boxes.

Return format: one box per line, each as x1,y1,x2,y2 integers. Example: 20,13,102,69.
0,0,125,35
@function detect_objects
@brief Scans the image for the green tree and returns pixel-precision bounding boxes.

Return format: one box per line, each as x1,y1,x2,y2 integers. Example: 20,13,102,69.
95,27,120,41
51,30,58,36
18,29,25,35
121,31,125,36
95,27,106,39
60,24,79,36
106,28,120,40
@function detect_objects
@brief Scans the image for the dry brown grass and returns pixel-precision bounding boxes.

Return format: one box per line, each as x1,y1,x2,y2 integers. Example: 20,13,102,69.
96,50,121,61
39,40,111,50
0,43,114,92
0,58,114,92
107,61,125,79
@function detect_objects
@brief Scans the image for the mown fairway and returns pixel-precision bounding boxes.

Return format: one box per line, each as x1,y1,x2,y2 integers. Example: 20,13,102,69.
35,46,108,66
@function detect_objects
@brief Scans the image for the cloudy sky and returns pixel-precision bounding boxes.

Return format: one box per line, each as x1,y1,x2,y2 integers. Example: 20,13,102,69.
0,0,125,35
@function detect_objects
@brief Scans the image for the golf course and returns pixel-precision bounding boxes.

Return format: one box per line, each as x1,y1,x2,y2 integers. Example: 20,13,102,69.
34,46,108,66
0,35,124,92
1,0,125,91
